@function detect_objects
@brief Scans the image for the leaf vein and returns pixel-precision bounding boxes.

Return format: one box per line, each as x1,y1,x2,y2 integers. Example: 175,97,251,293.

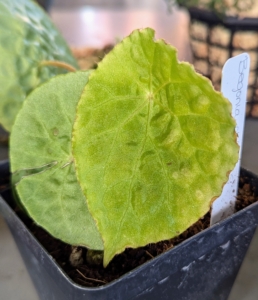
101,101,148,183
153,80,171,96
112,100,151,251
147,135,171,214
90,96,144,110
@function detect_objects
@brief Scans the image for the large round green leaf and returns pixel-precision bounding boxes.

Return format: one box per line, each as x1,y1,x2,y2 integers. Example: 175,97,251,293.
10,71,103,250
0,0,78,131
73,28,239,266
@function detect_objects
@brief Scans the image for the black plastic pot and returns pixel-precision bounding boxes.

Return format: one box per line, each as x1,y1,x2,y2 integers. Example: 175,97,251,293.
1,160,258,300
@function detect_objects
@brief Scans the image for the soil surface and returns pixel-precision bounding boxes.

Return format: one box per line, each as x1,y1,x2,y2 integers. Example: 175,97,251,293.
1,171,256,288
18,208,211,287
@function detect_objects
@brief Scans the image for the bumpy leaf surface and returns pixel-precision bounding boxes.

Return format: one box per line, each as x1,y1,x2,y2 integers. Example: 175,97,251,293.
0,0,78,131
10,71,103,250
73,28,239,266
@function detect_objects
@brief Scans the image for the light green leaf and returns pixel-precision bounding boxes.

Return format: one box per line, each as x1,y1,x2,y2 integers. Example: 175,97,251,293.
73,28,239,266
10,71,103,250
0,0,78,131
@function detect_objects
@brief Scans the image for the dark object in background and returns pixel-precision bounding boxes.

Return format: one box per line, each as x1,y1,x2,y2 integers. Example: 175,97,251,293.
187,7,258,118
36,0,52,11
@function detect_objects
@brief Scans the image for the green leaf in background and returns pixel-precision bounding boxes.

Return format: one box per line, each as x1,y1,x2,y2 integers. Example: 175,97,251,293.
73,28,239,266
10,71,103,250
0,0,78,131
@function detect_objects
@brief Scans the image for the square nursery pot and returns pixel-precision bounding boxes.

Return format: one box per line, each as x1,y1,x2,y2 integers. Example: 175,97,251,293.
1,159,258,300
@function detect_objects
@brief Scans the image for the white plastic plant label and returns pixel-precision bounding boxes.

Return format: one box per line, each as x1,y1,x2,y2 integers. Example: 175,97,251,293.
210,53,250,225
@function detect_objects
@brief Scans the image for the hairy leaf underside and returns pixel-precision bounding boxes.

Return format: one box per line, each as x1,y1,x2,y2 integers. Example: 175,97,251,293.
10,72,103,250
72,28,239,266
0,0,78,131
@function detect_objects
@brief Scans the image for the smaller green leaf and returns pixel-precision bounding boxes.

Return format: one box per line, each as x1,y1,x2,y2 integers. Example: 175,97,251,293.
10,71,103,250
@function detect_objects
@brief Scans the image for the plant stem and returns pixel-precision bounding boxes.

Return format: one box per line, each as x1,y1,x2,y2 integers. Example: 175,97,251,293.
86,249,103,266
39,60,77,72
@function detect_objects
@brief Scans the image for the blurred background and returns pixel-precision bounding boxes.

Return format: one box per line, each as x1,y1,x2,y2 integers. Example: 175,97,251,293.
1,0,258,299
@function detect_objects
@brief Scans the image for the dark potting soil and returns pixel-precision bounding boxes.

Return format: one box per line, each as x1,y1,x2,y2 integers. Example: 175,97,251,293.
1,173,258,288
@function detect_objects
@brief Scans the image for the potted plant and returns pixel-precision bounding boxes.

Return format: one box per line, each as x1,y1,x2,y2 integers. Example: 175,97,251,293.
0,0,78,133
165,0,258,118
1,0,258,299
